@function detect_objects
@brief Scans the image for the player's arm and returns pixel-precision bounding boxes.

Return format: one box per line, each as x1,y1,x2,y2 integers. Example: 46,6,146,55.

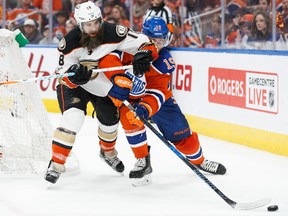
56,28,92,88
99,52,133,107
126,69,172,127
56,53,92,89
132,41,159,77
119,30,159,77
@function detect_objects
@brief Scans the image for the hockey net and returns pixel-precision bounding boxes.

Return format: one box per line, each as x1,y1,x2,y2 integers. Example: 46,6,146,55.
0,29,52,174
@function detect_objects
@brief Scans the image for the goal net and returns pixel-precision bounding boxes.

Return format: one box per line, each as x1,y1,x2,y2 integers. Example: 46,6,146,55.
0,29,52,174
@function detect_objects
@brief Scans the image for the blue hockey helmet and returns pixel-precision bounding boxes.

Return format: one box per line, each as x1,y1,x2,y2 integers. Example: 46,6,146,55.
142,16,169,39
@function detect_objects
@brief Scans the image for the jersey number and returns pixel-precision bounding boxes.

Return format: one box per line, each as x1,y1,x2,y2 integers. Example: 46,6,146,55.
163,57,175,70
59,54,64,66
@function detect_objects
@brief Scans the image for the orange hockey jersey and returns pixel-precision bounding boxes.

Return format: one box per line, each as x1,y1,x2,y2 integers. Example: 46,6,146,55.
100,48,174,117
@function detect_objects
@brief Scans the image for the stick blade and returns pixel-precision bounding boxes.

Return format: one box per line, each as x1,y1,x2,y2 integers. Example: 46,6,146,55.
233,197,272,210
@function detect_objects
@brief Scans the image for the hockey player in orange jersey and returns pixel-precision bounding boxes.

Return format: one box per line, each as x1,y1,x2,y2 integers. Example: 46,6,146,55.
99,16,227,186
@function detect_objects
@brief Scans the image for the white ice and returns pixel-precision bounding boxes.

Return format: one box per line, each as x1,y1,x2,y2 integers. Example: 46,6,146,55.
0,113,287,216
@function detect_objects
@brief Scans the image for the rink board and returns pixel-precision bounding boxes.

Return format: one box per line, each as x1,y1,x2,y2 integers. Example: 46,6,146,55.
21,46,288,156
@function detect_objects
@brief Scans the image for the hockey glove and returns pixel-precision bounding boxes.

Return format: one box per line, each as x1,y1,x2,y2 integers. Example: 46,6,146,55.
132,50,153,77
126,102,150,127
108,74,133,107
64,64,92,88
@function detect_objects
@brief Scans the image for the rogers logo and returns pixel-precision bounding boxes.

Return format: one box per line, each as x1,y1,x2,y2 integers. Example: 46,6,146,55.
209,75,244,97
208,67,278,114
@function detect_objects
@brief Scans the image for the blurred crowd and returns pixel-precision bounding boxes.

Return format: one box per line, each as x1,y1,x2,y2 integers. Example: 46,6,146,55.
1,0,288,50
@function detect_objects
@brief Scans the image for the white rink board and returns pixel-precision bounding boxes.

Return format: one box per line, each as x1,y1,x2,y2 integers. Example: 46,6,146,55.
20,46,288,154
169,49,288,136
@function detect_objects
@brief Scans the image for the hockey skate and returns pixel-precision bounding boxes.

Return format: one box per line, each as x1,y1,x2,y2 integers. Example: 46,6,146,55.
197,159,226,175
44,160,66,184
99,149,125,175
129,153,153,187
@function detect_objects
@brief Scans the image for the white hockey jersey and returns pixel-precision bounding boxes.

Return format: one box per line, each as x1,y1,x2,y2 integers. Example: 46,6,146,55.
57,22,152,96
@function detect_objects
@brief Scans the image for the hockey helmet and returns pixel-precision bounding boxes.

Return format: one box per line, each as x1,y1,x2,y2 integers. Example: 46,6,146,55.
74,1,102,30
142,16,168,39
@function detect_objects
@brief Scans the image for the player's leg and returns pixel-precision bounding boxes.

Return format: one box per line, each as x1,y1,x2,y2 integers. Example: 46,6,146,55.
152,98,226,175
92,96,124,174
119,105,152,186
45,85,89,184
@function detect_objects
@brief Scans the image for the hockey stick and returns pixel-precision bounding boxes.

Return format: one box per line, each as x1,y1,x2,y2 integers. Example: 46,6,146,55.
91,65,133,73
0,72,75,86
123,100,271,210
0,65,133,86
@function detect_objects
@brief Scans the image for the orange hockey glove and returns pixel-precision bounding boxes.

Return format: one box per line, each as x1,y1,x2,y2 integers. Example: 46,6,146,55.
108,74,133,107
126,102,151,127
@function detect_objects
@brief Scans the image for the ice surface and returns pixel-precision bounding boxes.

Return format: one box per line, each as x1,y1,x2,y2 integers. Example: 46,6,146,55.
0,113,287,216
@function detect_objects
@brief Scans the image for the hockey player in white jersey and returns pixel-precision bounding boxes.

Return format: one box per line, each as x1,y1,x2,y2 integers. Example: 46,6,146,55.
44,1,159,184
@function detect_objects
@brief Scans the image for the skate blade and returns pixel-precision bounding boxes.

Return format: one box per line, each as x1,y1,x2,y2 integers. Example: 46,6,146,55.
131,174,152,187
100,157,124,176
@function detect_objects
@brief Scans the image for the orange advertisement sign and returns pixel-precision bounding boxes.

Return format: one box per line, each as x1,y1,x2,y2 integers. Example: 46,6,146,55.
208,67,278,114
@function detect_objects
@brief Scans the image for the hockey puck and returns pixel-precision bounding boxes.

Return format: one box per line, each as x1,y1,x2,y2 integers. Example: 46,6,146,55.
267,205,278,211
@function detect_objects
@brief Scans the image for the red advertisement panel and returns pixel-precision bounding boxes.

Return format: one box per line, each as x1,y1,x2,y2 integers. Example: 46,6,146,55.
208,67,278,114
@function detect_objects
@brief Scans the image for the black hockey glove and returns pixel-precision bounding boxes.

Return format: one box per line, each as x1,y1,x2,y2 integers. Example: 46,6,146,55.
67,64,92,85
132,50,153,77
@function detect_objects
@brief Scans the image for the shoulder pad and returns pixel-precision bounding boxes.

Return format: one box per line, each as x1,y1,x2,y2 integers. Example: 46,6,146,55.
152,48,175,74
58,27,81,54
102,22,128,43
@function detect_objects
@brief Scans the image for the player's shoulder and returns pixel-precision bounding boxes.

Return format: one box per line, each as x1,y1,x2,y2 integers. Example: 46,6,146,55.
57,26,81,54
152,47,175,74
102,22,129,43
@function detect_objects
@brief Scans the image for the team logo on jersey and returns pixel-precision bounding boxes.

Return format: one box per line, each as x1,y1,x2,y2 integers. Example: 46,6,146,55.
58,38,66,50
80,60,99,80
125,71,146,96
70,97,81,104
116,25,128,37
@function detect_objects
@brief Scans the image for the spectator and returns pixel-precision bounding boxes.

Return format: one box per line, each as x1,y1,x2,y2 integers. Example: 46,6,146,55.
39,24,59,44
22,18,43,44
62,0,72,15
101,1,114,20
101,0,130,19
110,5,130,27
247,10,286,50
235,13,254,49
232,6,253,27
33,0,63,16
143,0,175,46
182,0,204,48
132,0,151,32
204,13,221,48
258,0,270,13
226,0,247,18
6,0,17,9
7,0,40,29
224,14,238,48
65,18,77,34
53,10,69,37
280,0,288,38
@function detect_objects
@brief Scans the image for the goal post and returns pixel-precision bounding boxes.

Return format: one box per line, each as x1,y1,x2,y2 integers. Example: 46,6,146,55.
0,29,52,174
